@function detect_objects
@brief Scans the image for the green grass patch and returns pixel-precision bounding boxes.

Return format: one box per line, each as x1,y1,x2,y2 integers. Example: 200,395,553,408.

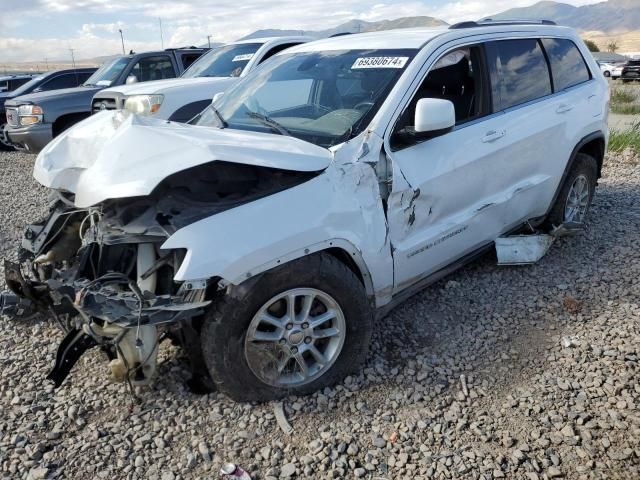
609,122,640,153
611,104,640,115
611,89,635,104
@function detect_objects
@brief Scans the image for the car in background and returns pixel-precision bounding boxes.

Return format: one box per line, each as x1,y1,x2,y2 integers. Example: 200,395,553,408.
598,61,624,79
92,37,310,123
4,48,208,153
0,74,36,93
1,68,96,150
621,60,640,82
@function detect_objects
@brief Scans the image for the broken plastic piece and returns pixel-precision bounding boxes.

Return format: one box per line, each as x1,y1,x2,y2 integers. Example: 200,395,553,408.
551,221,584,237
495,234,554,265
220,463,251,479
274,402,293,435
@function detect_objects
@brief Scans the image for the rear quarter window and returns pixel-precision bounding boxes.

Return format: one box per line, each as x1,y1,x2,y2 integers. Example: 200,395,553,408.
541,38,591,91
486,39,552,111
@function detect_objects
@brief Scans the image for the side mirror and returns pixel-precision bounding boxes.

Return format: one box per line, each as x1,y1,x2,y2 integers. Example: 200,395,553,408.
212,92,224,104
33,87,42,93
414,98,455,135
125,75,138,85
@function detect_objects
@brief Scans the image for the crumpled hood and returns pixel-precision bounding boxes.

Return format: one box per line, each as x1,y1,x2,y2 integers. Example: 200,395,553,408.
34,110,333,208
102,76,234,95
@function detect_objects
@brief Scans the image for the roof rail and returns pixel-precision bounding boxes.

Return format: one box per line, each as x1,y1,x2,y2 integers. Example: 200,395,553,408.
449,19,557,29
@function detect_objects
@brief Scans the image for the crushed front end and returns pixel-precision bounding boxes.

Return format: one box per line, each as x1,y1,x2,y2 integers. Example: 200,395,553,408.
1,189,211,389
1,159,316,391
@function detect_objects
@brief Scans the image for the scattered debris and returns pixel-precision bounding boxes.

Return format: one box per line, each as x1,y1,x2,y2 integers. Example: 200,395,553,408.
274,402,293,435
495,234,554,265
389,431,398,443
220,462,252,479
561,336,580,348
563,296,582,314
460,374,469,397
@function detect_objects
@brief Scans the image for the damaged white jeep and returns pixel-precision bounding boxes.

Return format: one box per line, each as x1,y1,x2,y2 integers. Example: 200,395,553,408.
1,22,608,402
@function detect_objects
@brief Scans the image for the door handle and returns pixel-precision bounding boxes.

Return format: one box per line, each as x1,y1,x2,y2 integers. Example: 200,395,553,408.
556,104,574,114
482,129,506,143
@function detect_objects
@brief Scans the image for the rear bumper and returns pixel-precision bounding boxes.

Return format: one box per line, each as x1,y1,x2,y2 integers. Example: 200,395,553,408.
6,123,52,153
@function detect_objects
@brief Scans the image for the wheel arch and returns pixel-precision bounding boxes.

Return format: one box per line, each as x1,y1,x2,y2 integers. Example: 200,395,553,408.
537,131,604,225
224,240,377,303
52,112,90,137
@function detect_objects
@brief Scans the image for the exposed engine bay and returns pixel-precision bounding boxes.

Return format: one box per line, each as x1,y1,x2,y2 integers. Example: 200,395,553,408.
1,161,317,391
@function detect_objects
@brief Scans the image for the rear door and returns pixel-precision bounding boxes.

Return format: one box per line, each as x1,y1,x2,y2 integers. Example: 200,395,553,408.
482,38,566,223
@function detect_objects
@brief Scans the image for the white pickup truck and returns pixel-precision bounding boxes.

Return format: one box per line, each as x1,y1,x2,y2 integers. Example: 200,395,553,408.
91,36,311,122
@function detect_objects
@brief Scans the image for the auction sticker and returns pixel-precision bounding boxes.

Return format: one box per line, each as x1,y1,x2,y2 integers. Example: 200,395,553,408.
232,54,254,62
351,56,409,69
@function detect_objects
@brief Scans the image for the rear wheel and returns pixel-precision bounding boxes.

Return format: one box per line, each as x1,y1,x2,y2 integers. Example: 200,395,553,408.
546,153,598,227
200,252,373,402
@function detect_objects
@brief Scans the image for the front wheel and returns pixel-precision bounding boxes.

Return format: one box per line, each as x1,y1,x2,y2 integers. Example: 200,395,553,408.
546,152,598,227
200,253,373,402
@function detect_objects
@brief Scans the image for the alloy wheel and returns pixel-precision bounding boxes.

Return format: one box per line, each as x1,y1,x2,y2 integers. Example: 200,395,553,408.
564,174,590,223
244,288,346,388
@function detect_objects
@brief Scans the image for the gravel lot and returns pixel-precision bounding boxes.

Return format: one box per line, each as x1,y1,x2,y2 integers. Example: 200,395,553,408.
1,150,639,480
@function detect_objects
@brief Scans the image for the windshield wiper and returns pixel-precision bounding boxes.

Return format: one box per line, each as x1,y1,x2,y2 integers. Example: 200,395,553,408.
211,106,228,128
246,111,291,137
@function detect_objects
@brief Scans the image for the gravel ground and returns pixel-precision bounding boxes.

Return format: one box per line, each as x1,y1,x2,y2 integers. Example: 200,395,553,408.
0,150,639,480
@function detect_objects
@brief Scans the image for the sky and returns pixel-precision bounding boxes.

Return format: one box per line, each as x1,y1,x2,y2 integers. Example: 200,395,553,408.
1,0,604,63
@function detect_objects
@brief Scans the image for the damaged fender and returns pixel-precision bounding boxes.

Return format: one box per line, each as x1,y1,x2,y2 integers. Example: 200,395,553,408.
162,158,394,306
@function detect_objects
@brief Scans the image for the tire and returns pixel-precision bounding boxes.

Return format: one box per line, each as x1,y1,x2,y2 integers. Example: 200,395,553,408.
200,252,373,402
546,153,598,228
603,71,611,77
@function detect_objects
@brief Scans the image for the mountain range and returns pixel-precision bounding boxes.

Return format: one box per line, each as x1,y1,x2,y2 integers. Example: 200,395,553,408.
241,0,640,40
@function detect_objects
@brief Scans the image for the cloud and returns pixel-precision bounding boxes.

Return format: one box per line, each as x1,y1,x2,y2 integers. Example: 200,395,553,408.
2,0,608,62
0,36,161,63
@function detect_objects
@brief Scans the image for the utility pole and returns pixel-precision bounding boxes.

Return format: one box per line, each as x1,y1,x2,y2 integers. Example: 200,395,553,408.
69,48,76,69
45,58,49,70
207,35,212,48
118,29,125,54
159,18,164,49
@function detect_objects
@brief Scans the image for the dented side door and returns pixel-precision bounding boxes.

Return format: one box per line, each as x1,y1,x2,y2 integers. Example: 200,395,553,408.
386,112,517,292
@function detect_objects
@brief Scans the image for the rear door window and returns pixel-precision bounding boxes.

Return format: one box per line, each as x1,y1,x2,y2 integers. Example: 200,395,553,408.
486,39,552,111
541,38,591,91
39,73,77,91
129,55,176,82
180,53,203,70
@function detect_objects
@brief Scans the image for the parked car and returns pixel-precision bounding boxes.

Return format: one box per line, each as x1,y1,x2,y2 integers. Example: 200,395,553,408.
621,60,640,82
0,68,96,150
0,74,36,93
1,21,607,401
92,37,310,123
4,48,207,153
598,61,624,79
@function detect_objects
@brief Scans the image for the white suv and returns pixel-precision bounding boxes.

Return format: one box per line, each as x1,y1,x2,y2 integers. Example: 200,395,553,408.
91,36,310,121
3,21,608,401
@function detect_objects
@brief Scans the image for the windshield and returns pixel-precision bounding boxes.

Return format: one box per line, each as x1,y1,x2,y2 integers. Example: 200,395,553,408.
196,49,416,148
84,57,130,86
181,43,262,78
4,74,46,96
